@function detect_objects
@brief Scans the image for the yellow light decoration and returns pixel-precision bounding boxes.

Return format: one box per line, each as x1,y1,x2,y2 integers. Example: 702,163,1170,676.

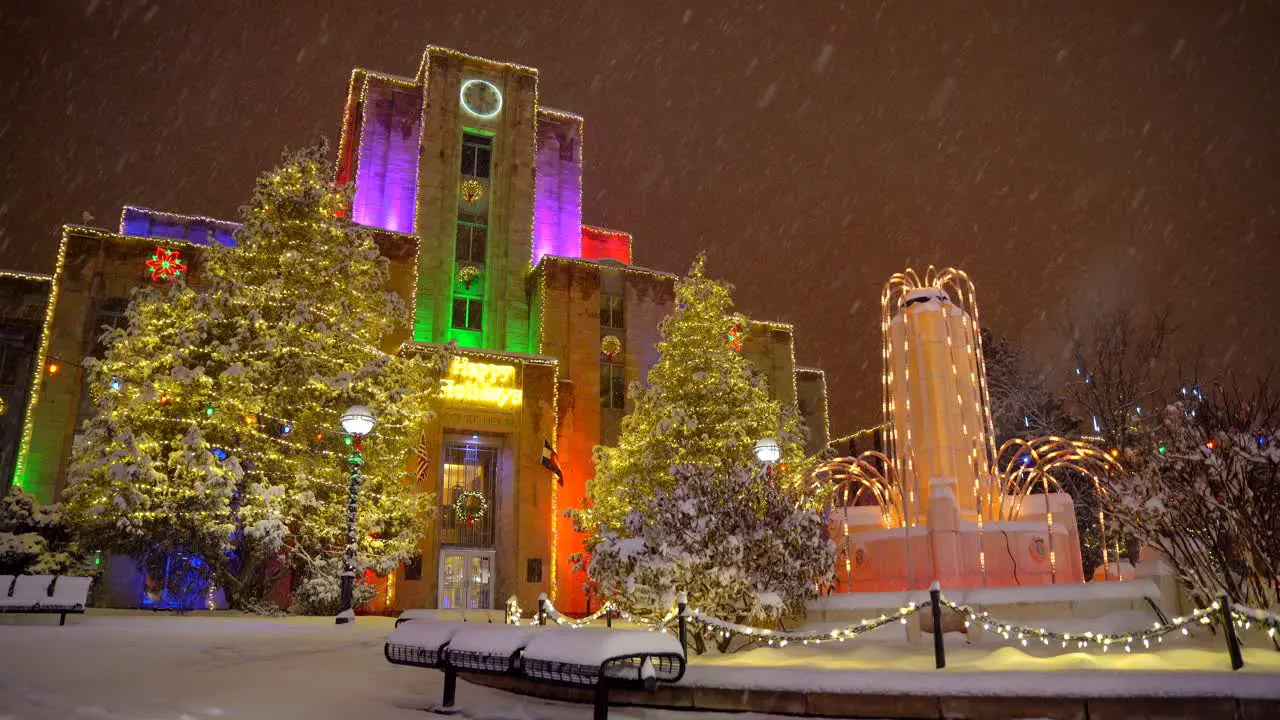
460,179,484,204
808,266,1123,591
599,334,622,360
439,356,522,408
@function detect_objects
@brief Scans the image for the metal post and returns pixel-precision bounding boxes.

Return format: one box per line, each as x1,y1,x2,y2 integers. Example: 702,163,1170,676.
929,582,946,669
677,591,688,657
336,435,364,625
442,666,457,708
1220,593,1244,670
593,680,610,720
538,593,547,626
606,607,612,628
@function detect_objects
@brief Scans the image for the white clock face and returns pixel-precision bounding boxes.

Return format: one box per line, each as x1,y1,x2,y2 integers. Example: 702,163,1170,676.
460,78,502,118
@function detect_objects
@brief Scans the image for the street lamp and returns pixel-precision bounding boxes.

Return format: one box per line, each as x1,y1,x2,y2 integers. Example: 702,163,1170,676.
754,437,780,481
336,404,375,625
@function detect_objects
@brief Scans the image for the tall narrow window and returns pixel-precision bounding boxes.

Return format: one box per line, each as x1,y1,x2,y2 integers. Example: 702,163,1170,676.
452,298,483,331
455,222,487,265
600,363,625,410
600,295,624,329
461,133,492,179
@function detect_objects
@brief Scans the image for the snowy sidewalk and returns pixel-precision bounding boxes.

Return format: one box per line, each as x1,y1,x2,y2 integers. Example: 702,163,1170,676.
0,613,794,720
2,612,1278,719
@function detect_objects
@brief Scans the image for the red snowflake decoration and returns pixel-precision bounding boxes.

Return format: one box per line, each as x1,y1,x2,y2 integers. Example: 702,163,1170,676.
146,247,187,282
727,324,744,353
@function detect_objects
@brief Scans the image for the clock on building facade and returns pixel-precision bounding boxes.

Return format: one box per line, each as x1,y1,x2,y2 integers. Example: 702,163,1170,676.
460,78,502,118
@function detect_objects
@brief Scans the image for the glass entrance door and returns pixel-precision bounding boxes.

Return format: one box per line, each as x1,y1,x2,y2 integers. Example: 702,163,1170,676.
438,549,494,609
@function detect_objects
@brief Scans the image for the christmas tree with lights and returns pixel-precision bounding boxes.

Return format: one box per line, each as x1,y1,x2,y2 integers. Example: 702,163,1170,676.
574,257,828,642
66,144,449,610
578,255,809,537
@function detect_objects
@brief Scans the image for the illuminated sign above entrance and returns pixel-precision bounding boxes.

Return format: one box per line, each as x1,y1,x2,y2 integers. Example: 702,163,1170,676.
441,357,522,408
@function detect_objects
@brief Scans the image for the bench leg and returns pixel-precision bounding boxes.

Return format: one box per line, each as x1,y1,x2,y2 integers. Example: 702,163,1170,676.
442,667,457,709
59,613,66,626
593,680,610,720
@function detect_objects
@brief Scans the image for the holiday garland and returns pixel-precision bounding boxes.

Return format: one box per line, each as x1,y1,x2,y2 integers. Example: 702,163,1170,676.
453,490,488,528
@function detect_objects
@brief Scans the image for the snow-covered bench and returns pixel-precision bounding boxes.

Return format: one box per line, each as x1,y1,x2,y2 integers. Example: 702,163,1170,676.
384,620,685,718
394,607,507,627
0,575,93,625
521,626,686,718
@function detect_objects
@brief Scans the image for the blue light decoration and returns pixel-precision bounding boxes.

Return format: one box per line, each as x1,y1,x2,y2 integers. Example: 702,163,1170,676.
1260,436,1268,447
110,378,122,391
1092,415,1101,433
140,551,212,611
1024,415,1030,429
212,448,228,461
281,424,293,435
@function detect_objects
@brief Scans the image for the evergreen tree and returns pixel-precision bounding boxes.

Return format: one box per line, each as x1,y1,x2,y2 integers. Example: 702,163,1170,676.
576,255,808,539
589,463,834,653
0,488,89,576
65,144,449,610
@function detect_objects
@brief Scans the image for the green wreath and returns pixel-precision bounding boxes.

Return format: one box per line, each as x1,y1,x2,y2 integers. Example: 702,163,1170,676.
453,490,488,528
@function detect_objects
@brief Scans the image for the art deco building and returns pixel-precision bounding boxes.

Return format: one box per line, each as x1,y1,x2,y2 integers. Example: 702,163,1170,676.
0,47,829,614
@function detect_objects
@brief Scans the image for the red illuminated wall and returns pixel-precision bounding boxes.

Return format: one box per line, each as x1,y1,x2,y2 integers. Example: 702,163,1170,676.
580,226,632,264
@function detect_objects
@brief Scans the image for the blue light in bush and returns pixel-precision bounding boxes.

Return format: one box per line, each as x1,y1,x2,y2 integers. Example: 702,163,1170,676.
213,448,227,461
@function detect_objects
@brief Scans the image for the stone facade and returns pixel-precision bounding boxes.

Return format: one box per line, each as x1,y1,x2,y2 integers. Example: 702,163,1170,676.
0,46,829,614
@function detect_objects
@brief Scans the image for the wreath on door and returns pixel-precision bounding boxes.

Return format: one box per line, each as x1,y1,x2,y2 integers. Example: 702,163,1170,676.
453,490,488,528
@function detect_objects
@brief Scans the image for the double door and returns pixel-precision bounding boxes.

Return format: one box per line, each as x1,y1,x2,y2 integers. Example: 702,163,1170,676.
439,549,494,610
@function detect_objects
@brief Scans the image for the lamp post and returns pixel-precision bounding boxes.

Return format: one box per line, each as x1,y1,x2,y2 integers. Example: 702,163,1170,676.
336,404,375,625
754,437,781,483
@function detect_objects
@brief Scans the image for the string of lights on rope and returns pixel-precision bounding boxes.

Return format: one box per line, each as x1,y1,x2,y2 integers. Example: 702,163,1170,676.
1231,604,1280,638
684,604,923,647
508,589,1280,657
939,595,1224,652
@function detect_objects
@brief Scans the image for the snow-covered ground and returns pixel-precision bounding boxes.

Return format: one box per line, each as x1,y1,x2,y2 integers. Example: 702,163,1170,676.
688,609,1280,698
1,610,1277,720
0,612,798,720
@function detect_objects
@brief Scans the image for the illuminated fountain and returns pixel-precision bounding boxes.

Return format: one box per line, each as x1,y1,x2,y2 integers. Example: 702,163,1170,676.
810,267,1121,592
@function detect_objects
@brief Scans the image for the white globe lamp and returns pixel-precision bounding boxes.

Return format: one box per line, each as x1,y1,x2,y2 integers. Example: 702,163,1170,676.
340,405,376,436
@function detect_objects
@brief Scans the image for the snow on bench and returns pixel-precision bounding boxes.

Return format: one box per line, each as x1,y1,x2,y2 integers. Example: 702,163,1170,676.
384,620,686,718
384,620,461,669
522,627,686,688
394,607,507,627
446,624,543,674
0,575,93,626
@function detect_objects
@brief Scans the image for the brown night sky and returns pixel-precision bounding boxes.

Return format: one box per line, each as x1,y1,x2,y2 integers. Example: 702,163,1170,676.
2,1,1278,436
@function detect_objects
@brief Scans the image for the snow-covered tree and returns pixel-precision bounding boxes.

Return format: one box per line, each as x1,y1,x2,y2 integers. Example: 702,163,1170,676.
0,488,89,576
576,255,809,539
1102,381,1280,608
589,463,834,653
981,328,1077,444
65,144,449,610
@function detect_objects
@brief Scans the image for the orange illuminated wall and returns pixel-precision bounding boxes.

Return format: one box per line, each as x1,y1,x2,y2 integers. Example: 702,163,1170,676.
580,226,632,264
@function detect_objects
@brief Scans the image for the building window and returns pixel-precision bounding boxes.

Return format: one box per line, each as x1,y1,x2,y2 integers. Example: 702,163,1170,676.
526,558,543,584
600,363,625,410
600,295,624,329
456,222,487,264
405,556,423,581
461,133,492,179
451,298,483,331
440,443,498,548
88,297,129,358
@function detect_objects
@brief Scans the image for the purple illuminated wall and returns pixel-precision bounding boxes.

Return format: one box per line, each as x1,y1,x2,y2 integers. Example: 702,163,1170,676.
120,206,238,246
352,78,422,234
532,115,584,264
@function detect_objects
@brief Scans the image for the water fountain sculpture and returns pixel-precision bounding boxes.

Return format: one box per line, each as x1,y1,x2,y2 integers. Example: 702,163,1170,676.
810,267,1121,592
